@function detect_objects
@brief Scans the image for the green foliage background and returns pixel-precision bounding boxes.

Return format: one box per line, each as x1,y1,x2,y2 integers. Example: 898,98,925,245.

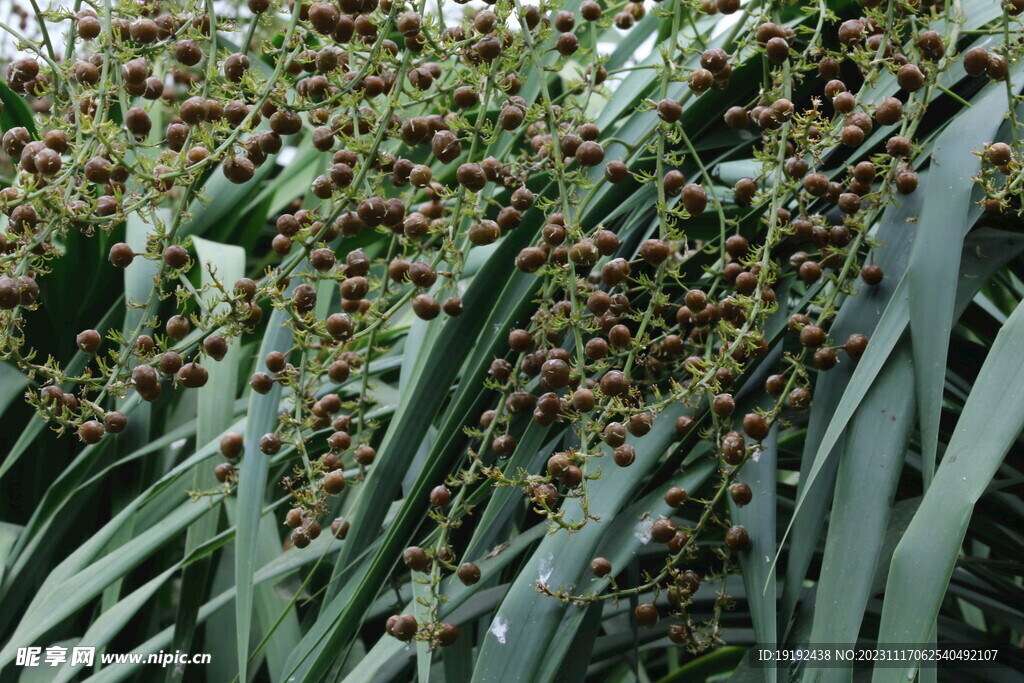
1,0,1023,681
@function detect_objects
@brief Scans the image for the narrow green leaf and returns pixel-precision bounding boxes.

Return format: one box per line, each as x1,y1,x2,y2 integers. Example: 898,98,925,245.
471,403,693,683
52,567,178,683
168,236,246,678
780,185,922,626
0,522,20,589
730,422,777,673
82,530,347,683
874,292,1024,681
0,80,37,135
774,229,1024,597
235,287,296,682
0,362,28,416
0,496,217,667
907,76,1023,486
807,345,915,682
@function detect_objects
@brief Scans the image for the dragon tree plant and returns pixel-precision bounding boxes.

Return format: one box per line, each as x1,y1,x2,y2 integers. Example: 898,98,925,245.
0,0,1023,680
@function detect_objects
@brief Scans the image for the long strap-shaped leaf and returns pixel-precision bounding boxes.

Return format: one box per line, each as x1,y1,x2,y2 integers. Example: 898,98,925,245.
780,179,922,627
730,421,777,679
470,402,691,683
873,275,1024,682
770,229,1024,594
235,284,296,682
535,459,718,680
169,236,246,680
807,344,915,683
908,75,1024,487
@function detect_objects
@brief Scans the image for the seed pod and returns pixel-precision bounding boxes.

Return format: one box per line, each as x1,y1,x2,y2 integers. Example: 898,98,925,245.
107,242,135,268
309,2,341,33
681,184,707,216
897,63,925,92
886,135,911,157
734,177,756,205
722,431,745,464
837,19,864,45
78,420,105,444
730,482,753,506
270,110,302,136
386,614,418,641
175,39,203,66
789,387,812,409
429,485,451,507
814,347,838,370
613,444,636,467
456,162,486,192
130,17,158,43
76,329,101,354
223,156,255,184
458,562,481,585
403,546,432,572
861,263,883,285
325,313,353,340
259,432,281,454
322,470,346,494
352,444,375,465
431,130,462,163
875,96,903,126
766,36,789,63
742,413,769,440
331,517,350,538
635,603,659,627
651,518,676,543
845,333,869,361
988,142,1012,166
78,15,101,40
665,486,688,507
895,170,918,194
589,557,612,577
712,393,735,417
280,505,308,530
799,324,826,348
555,32,579,55
987,55,1009,80
917,30,944,60
177,362,209,388
575,141,604,166
657,98,682,122
224,53,250,82
412,294,440,320
220,433,243,459
200,335,226,361
724,106,749,130
164,245,189,269
725,525,750,550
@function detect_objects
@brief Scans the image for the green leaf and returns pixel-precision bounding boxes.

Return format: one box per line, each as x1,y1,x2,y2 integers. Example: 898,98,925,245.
235,285,296,682
0,81,36,136
774,229,1024,597
168,236,246,678
907,76,1023,487
874,283,1024,681
0,496,217,668
780,183,922,626
730,421,777,670
471,403,697,683
806,345,915,671
0,362,28,416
